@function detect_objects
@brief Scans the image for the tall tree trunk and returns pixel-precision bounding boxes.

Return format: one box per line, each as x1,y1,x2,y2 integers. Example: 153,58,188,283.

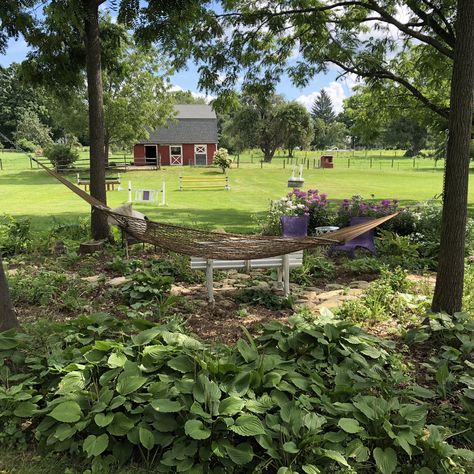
432,0,474,313
104,131,109,166
288,147,294,158
83,0,109,240
0,254,19,332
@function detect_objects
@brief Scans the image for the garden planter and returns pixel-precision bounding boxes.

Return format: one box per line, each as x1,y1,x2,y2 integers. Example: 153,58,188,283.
280,215,309,237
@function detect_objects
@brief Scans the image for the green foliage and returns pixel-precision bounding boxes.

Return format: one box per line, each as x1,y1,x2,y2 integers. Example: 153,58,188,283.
342,256,382,275
235,288,294,310
0,215,31,256
0,312,473,472
291,253,336,285
276,101,313,156
311,90,336,124
213,147,232,173
404,312,474,446
336,267,428,324
8,269,86,311
45,144,79,170
15,109,53,150
121,269,173,305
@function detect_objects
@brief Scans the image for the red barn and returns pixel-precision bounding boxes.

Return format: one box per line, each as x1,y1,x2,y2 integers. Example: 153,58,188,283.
133,104,218,167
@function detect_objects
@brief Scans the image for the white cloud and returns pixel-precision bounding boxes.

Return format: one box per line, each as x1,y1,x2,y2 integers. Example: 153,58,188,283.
296,81,347,113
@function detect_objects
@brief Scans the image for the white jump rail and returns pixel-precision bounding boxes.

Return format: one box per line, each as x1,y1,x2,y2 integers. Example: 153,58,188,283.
123,180,166,206
190,250,303,302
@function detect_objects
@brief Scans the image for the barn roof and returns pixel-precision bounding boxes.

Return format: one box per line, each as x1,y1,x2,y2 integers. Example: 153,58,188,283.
139,104,218,144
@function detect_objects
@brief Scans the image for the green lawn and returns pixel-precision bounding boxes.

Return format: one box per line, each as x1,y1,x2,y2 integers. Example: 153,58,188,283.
0,149,471,233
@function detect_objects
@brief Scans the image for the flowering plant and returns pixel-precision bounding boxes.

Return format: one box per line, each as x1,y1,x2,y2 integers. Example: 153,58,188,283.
261,189,333,235
338,195,400,226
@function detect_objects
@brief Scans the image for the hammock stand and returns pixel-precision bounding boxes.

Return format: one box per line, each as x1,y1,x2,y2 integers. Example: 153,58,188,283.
1,134,397,286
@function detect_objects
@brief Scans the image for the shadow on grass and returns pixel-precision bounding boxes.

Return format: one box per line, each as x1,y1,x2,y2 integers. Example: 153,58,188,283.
0,170,73,186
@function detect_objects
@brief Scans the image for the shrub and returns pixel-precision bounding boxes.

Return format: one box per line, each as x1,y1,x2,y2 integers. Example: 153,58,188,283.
121,269,173,305
1,313,473,473
291,253,336,285
45,144,79,170
213,147,232,173
16,138,37,152
343,256,382,275
0,215,31,256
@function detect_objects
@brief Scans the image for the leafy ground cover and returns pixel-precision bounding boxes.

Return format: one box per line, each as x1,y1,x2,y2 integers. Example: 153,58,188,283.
1,219,473,473
2,149,474,234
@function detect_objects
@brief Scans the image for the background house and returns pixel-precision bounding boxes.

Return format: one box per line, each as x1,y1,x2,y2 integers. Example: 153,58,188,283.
133,104,218,166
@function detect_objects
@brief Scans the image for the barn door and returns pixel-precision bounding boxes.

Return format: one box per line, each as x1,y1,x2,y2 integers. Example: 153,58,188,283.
194,144,207,166
170,145,183,165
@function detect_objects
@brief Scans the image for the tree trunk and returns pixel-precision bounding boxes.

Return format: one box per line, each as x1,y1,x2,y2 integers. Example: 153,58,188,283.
288,148,294,158
432,0,474,313
0,254,19,332
104,131,109,166
83,0,109,241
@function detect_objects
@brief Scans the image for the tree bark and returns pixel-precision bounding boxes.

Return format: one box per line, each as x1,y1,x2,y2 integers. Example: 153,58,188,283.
104,131,109,166
0,254,19,332
83,0,109,240
432,0,474,313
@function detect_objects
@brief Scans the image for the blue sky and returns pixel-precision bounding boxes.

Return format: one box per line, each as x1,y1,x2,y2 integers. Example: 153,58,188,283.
1,33,356,113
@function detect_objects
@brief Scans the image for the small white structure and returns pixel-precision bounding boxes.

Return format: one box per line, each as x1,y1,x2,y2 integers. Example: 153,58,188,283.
126,180,166,206
288,165,304,188
190,251,303,302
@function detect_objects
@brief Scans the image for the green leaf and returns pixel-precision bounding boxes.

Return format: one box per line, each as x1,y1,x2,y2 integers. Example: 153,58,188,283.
225,443,254,464
108,352,127,368
373,447,397,474
319,449,349,467
139,427,155,450
150,399,183,413
184,420,211,440
338,418,364,434
167,355,195,373
107,412,135,436
94,412,114,427
283,441,299,454
302,465,321,474
131,327,162,346
360,346,382,359
13,401,37,417
49,401,82,423
219,396,245,416
116,374,147,395
229,415,266,436
237,339,258,362
83,434,109,457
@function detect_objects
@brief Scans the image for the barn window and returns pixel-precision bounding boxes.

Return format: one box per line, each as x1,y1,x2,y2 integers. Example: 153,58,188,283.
194,144,207,166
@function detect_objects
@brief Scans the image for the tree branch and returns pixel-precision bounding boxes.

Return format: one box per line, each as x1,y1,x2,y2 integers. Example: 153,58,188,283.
328,57,449,119
406,0,455,47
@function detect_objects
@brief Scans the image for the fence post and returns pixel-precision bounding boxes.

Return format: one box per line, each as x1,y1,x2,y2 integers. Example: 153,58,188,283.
348,158,350,168
260,160,263,169
0,158,2,170
413,157,416,168
251,153,253,164
307,159,309,170
283,160,285,169
237,154,240,168
391,157,394,168
370,156,373,168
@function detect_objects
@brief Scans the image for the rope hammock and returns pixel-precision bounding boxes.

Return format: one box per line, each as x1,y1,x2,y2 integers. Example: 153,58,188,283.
3,135,396,260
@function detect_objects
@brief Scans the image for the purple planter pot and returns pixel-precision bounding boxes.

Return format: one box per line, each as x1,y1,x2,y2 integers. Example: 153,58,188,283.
280,215,309,237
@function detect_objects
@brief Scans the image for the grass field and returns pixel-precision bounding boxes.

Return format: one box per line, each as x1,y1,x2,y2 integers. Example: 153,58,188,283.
1,148,472,233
